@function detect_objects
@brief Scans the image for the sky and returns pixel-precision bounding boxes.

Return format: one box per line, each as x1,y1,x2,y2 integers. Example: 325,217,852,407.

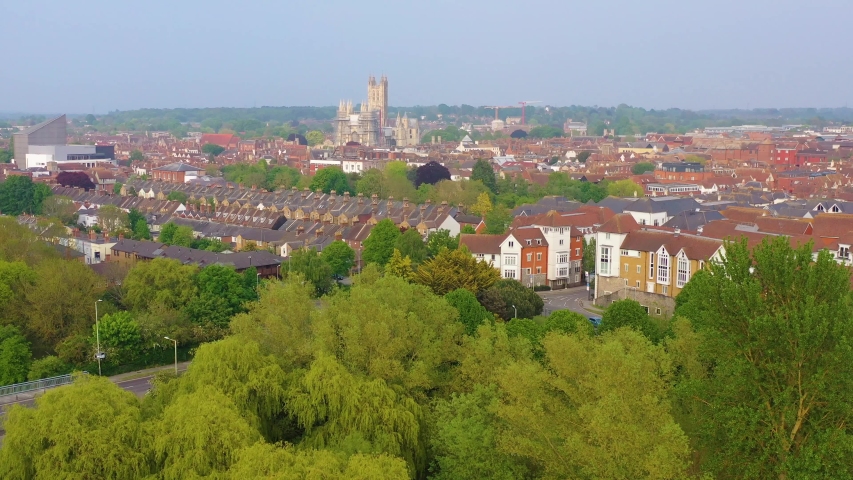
2,0,851,113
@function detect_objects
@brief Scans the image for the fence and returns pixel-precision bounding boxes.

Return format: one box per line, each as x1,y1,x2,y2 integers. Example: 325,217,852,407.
0,373,86,398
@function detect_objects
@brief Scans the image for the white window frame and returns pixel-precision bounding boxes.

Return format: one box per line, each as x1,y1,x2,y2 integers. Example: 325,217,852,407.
599,246,612,275
657,250,670,285
676,253,690,288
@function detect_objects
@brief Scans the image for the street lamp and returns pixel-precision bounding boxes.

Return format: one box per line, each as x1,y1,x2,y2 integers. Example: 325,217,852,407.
164,337,178,375
95,299,103,376
512,304,517,319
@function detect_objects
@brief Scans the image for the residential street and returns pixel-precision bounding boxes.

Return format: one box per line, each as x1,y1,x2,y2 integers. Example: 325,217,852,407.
538,286,598,317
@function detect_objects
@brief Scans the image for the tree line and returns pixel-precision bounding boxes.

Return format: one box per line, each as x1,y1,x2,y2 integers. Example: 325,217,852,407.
3,220,853,478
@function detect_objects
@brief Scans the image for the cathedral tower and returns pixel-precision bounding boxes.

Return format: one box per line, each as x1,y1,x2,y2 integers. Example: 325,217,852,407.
367,75,388,128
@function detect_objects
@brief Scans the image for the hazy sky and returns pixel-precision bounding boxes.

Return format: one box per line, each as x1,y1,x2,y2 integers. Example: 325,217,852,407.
2,0,851,113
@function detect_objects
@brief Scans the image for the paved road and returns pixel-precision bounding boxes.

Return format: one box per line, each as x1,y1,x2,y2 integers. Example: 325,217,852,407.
538,286,598,317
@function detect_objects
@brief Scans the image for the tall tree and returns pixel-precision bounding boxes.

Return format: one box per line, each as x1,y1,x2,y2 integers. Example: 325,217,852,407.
123,258,198,312
0,376,151,479
471,159,498,194
470,192,493,216
394,228,427,265
675,237,853,478
484,205,511,235
0,325,32,385
494,330,690,478
445,288,492,335
582,237,596,275
0,175,52,215
412,247,500,295
425,229,459,258
362,219,401,266
310,167,351,194
286,248,334,297
600,298,660,343
414,161,451,187
321,240,355,277
385,249,414,280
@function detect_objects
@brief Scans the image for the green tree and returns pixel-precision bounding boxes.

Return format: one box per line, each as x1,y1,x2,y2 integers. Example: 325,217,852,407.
470,191,493,216
97,204,129,232
123,258,198,311
432,384,531,480
460,224,476,234
321,240,355,277
27,355,69,381
412,247,500,295
94,311,143,365
132,220,152,240
385,249,414,280
129,149,145,162
0,375,151,479
23,259,102,355
632,161,655,174
310,166,351,194
158,222,193,246
606,178,644,197
600,299,660,342
153,386,260,479
675,237,853,478
445,288,492,335
527,125,564,138
40,195,78,225
576,150,592,163
287,247,334,296
425,229,458,258
305,130,325,146
166,190,188,203
0,175,52,215
479,279,544,320
356,168,385,197
483,205,511,235
184,264,251,328
225,443,409,479
0,325,32,385
471,159,498,194
394,228,427,265
362,218,401,266
494,330,690,478
582,237,596,275
201,143,225,157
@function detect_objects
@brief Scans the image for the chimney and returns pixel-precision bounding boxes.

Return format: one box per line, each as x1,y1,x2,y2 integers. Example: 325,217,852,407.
358,192,364,205
330,190,336,201
335,230,342,240
344,191,350,201
302,188,308,199
387,196,394,209
674,228,681,237
316,227,323,238
371,193,378,205
297,224,305,233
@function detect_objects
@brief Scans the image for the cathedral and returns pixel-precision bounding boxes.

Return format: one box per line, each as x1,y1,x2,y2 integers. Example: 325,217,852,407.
334,76,419,148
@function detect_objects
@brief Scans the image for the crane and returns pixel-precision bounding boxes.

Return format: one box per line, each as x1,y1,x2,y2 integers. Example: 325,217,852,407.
518,100,542,125
482,105,516,121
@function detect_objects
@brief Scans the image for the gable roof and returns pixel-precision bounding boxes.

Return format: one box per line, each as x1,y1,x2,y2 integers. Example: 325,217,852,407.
459,233,505,254
597,213,640,234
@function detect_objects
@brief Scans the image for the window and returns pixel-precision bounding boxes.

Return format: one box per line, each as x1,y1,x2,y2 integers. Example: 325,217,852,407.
536,267,542,274
657,251,670,284
505,255,516,266
536,253,542,261
599,246,612,275
655,308,662,315
621,249,629,256
624,279,629,286
508,241,514,247
504,269,516,279
676,254,690,288
653,219,659,226
491,254,495,261
575,248,580,256
558,267,568,277
840,246,850,260
636,265,641,273
525,268,531,275
559,239,564,245
558,253,568,263
663,285,668,295
641,305,650,314
636,281,641,288
624,263,629,272
95,252,101,259
526,253,532,261
526,240,531,246
476,253,484,259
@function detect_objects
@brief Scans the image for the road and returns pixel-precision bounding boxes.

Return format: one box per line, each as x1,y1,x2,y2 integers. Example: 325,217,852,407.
538,286,598,317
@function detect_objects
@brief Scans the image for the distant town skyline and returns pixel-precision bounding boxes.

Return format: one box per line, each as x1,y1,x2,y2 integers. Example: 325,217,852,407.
2,0,851,114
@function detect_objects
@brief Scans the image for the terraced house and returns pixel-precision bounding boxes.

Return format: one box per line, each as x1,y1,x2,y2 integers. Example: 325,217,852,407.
594,214,723,317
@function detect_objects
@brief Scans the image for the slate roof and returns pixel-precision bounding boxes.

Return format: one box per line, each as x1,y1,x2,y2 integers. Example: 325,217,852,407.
662,210,724,232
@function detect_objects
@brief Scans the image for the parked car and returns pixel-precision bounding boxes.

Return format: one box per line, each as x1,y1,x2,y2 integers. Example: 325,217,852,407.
588,316,602,328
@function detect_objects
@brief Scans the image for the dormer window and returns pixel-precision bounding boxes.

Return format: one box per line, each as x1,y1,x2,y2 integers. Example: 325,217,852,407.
526,240,531,245
832,205,840,213
839,246,850,260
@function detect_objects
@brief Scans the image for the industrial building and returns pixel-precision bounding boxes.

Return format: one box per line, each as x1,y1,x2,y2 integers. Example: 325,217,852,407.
13,115,115,170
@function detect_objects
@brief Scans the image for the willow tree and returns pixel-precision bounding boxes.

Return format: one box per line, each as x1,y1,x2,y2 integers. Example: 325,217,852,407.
0,375,151,479
675,237,853,479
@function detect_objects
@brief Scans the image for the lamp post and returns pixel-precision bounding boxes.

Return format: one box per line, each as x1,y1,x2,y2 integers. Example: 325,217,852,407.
95,299,103,376
512,304,517,319
256,272,261,299
164,337,178,375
